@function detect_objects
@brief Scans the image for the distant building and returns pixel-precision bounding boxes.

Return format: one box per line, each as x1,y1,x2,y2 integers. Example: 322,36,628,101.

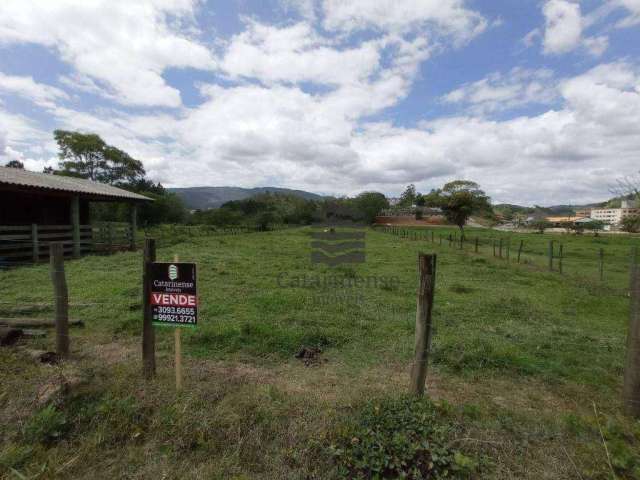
589,206,640,225
388,197,401,206
575,208,591,217
545,216,580,227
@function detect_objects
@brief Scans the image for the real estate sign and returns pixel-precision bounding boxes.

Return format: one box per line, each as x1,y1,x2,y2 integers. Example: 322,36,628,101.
150,262,197,327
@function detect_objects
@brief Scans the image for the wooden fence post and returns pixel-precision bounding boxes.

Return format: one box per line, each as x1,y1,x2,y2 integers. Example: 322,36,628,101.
474,237,479,253
142,238,156,379
459,234,463,250
71,195,81,259
50,243,69,358
623,247,640,417
548,240,554,271
174,253,182,392
599,248,604,281
107,223,114,253
31,224,39,264
448,234,452,247
493,240,496,257
431,231,434,243
558,244,564,274
498,238,503,258
130,204,138,251
410,253,437,396
517,240,524,264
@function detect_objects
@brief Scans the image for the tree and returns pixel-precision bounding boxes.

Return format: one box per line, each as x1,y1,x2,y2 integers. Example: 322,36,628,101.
353,191,389,224
399,184,417,207
102,145,145,187
54,130,107,181
137,192,188,226
422,189,441,207
438,180,491,237
530,219,552,234
612,170,640,204
54,130,146,187
4,160,24,169
621,216,640,233
586,220,605,236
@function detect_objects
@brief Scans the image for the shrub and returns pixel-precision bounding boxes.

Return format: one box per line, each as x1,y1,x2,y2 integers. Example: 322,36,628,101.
329,396,477,479
24,405,68,445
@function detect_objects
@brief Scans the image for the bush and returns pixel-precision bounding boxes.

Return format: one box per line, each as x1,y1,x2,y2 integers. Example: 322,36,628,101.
24,405,68,445
329,396,477,479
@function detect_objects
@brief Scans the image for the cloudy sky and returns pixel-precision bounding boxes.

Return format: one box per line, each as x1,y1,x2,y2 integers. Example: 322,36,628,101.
0,0,639,205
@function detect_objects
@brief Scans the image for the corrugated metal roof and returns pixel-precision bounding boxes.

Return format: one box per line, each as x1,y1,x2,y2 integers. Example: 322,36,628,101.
0,167,152,201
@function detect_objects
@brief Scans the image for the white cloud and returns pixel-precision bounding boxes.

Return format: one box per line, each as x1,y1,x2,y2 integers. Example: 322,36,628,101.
322,0,487,44
542,0,583,54
616,0,640,27
280,0,317,21
442,68,557,114
219,20,381,86
538,1,612,57
0,72,69,108
583,35,609,57
1,3,639,206
0,0,215,107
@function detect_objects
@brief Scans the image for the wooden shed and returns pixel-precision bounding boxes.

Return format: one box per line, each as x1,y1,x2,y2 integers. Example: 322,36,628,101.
0,167,151,264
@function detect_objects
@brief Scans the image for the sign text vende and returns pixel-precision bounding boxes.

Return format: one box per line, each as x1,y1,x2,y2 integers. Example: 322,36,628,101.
151,293,197,307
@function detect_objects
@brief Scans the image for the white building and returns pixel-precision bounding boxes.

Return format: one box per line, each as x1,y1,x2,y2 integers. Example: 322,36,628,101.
590,202,640,225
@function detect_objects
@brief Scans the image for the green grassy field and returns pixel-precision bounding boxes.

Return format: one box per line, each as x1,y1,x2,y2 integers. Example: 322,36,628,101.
1,227,639,479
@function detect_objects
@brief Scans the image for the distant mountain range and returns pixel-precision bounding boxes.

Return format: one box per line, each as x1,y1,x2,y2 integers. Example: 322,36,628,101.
169,186,324,210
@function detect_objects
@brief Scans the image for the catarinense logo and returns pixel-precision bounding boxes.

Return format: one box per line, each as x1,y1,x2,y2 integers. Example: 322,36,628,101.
169,264,178,281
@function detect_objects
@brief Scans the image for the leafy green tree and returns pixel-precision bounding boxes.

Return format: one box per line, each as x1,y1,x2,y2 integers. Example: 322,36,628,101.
422,189,442,207
353,191,389,224
530,219,552,234
621,216,640,233
54,130,145,187
102,145,145,186
54,130,107,181
4,160,24,169
399,184,417,207
438,180,491,237
587,220,605,236
137,192,188,226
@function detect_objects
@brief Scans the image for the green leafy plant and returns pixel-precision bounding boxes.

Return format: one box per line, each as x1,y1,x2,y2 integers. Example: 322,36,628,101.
24,405,68,445
329,396,477,479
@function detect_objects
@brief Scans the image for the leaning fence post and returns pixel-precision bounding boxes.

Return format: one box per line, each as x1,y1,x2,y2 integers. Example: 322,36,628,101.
548,240,554,271
142,238,157,379
558,244,564,274
50,243,69,358
31,224,39,264
517,240,524,264
599,248,604,281
410,253,437,396
474,237,479,253
623,246,640,417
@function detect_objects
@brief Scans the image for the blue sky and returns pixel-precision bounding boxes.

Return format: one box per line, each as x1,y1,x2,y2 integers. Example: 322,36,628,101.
0,0,639,205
